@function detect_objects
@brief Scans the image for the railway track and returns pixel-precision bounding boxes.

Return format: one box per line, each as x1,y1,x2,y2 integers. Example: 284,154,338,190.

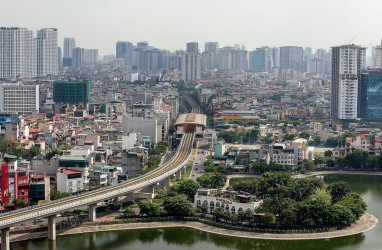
180,92,200,113
0,94,201,229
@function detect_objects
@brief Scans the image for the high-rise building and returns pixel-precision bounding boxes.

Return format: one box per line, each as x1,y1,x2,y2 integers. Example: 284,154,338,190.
249,47,269,72
375,46,382,69
186,42,199,53
63,37,76,67
116,41,134,66
36,28,58,77
218,46,248,73
359,69,382,121
331,44,366,120
84,49,99,65
0,27,36,79
72,47,85,70
58,47,62,68
181,53,201,81
304,47,312,60
203,42,219,69
279,46,304,74
53,80,91,113
0,83,39,113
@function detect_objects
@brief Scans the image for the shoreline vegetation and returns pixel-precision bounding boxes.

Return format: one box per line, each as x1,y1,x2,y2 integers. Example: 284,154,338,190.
9,213,378,243
6,171,380,244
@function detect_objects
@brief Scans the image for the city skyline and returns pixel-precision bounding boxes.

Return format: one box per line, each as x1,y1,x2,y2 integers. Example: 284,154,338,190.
1,0,382,55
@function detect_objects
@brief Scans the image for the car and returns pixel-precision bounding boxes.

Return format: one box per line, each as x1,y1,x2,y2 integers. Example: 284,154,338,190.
195,168,198,170
192,173,196,176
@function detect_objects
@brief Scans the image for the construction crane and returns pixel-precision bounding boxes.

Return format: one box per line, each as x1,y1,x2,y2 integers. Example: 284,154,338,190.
346,33,359,45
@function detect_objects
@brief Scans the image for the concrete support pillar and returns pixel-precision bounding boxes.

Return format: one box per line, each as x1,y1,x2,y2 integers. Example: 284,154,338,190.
150,185,155,194
89,204,97,222
165,177,172,187
176,170,182,180
48,215,57,241
1,227,10,250
113,197,120,207
181,166,186,174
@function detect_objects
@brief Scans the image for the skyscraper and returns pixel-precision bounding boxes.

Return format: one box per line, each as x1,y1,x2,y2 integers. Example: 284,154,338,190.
279,46,304,74
186,42,199,53
84,49,99,65
72,47,85,70
63,37,76,67
0,27,36,79
203,42,219,69
218,46,248,73
280,46,304,73
181,53,201,82
331,44,366,120
359,69,382,121
116,41,134,66
37,28,58,77
58,47,62,68
249,47,269,72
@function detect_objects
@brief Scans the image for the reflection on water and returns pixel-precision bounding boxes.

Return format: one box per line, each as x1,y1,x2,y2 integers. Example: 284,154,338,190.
11,175,382,250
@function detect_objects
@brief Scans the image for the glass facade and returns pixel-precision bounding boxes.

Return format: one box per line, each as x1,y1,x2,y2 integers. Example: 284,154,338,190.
360,70,382,121
53,80,91,103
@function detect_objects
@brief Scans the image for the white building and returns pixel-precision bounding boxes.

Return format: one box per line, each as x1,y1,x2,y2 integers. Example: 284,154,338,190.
375,46,382,69
37,28,58,77
122,132,138,150
84,49,99,65
122,116,159,144
181,53,201,81
0,27,37,79
0,83,39,114
72,47,85,70
331,45,366,120
194,189,262,214
56,168,85,193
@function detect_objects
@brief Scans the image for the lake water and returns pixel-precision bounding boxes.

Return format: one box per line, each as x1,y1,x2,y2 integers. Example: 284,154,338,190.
11,175,382,250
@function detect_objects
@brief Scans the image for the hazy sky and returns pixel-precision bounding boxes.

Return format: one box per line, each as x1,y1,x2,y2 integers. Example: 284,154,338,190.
1,0,382,56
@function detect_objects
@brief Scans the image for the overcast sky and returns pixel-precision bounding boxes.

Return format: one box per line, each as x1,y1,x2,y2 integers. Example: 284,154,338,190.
1,0,381,56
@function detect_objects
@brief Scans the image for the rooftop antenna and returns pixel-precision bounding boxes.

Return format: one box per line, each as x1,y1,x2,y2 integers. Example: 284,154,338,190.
346,33,359,45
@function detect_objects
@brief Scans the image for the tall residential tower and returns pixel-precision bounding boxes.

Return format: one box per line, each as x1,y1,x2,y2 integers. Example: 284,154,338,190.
0,27,36,79
331,44,366,120
37,28,58,77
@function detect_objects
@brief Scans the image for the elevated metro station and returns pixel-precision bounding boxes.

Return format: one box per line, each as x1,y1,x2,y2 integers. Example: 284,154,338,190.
174,113,207,139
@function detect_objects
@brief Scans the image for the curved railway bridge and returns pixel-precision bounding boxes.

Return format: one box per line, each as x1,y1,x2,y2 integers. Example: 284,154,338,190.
0,93,205,250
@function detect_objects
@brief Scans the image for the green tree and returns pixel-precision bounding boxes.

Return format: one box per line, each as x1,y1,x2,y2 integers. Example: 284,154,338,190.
22,146,41,160
328,181,351,203
138,200,164,216
122,207,135,218
330,204,356,227
99,103,106,113
213,207,232,222
299,132,311,140
336,192,367,219
0,139,21,156
50,190,71,200
196,173,226,189
344,149,369,169
171,179,200,201
324,150,333,157
13,198,27,208
309,135,321,146
163,195,195,216
45,148,62,160
237,209,254,222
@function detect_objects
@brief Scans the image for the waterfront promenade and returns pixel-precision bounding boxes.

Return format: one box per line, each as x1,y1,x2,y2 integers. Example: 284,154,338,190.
8,213,378,242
